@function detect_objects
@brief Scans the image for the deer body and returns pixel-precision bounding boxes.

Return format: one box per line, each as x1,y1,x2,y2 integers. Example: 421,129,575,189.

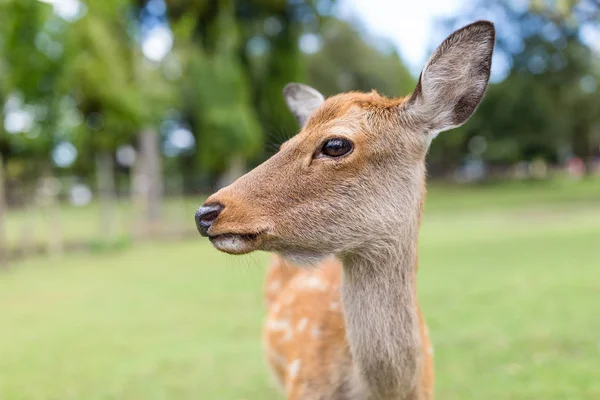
195,21,495,399
263,255,434,399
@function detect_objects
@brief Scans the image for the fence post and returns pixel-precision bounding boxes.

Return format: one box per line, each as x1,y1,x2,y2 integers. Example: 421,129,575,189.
41,175,63,257
96,151,117,245
18,182,36,258
138,128,163,235
130,154,146,241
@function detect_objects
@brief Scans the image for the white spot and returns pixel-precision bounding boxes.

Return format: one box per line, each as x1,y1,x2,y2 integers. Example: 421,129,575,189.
311,326,321,338
39,0,86,21
428,346,434,356
330,302,339,311
4,109,33,134
297,318,308,332
52,141,77,167
69,184,92,206
266,318,293,341
268,279,281,293
298,276,328,291
266,318,290,331
141,25,173,62
307,276,322,288
299,33,322,54
288,359,301,379
116,145,136,167
165,127,195,157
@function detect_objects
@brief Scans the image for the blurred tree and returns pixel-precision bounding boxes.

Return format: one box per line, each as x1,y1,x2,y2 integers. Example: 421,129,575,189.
163,0,340,180
121,0,414,186
306,20,414,97
237,1,328,144
0,1,69,255
1,0,415,203
0,153,5,265
64,0,177,236
172,2,262,177
156,0,260,188
428,0,600,175
66,0,175,161
0,0,68,183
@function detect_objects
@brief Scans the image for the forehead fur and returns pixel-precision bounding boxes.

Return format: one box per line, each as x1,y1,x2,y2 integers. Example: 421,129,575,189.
304,90,406,130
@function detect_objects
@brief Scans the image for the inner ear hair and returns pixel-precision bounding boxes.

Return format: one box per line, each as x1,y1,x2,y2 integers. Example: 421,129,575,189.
405,20,495,135
283,83,325,127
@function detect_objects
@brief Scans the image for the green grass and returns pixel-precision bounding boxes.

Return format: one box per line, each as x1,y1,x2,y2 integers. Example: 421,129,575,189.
1,179,599,399
4,197,201,251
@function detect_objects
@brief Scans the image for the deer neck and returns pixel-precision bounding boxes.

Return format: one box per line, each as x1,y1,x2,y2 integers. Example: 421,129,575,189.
340,181,424,399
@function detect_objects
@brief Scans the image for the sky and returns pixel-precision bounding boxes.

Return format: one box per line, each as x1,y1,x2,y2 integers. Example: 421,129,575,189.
337,0,465,75
336,0,600,82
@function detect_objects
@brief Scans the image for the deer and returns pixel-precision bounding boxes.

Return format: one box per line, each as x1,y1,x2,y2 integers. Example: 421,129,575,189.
195,21,495,400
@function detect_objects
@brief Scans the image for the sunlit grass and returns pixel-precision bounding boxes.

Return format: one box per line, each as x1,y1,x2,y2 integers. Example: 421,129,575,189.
0,179,599,399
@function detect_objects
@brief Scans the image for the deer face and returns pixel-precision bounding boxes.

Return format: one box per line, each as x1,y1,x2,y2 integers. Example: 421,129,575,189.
196,21,495,264
197,92,429,263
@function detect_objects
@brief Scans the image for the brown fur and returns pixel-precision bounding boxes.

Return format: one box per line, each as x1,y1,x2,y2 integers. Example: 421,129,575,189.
263,255,434,400
198,21,495,400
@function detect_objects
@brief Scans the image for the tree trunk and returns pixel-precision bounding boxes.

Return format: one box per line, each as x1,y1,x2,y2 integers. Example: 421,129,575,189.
96,151,117,243
19,182,36,258
130,155,145,240
138,128,163,233
217,154,245,189
171,169,186,238
42,171,63,258
0,154,6,266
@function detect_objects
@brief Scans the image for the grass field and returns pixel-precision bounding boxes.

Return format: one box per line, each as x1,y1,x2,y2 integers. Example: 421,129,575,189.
1,179,599,399
3,197,200,252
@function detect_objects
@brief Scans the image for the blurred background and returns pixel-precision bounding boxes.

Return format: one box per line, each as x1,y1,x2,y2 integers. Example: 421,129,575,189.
0,0,599,399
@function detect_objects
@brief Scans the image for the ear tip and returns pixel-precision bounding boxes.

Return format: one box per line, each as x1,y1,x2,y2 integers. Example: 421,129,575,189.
283,83,302,96
466,20,496,40
283,82,316,98
283,83,325,102
471,20,495,28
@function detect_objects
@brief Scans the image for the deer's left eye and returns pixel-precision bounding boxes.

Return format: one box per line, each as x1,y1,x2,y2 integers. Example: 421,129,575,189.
319,138,353,158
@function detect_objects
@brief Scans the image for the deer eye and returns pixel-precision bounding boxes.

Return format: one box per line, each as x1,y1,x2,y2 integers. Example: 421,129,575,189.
320,138,353,158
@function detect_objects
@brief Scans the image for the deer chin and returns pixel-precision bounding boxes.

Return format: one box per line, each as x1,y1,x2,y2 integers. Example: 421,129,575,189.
209,232,265,255
274,248,332,267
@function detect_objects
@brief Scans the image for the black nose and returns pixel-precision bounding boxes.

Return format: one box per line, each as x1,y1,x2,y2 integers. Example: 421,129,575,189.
195,203,224,237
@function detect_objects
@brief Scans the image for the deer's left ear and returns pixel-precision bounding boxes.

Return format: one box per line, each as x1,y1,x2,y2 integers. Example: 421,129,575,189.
283,83,325,127
405,20,495,137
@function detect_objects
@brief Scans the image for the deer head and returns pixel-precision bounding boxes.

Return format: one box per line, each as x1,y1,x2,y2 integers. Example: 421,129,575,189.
196,21,495,265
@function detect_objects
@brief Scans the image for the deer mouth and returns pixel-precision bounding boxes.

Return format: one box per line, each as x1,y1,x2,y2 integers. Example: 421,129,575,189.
208,231,265,255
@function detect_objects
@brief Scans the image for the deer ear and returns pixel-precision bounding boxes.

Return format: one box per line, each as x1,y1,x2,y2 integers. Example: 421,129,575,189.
283,83,325,127
405,20,495,137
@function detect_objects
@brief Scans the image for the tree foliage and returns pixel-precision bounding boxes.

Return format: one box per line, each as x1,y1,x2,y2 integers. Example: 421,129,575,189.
0,0,598,187
428,0,600,173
